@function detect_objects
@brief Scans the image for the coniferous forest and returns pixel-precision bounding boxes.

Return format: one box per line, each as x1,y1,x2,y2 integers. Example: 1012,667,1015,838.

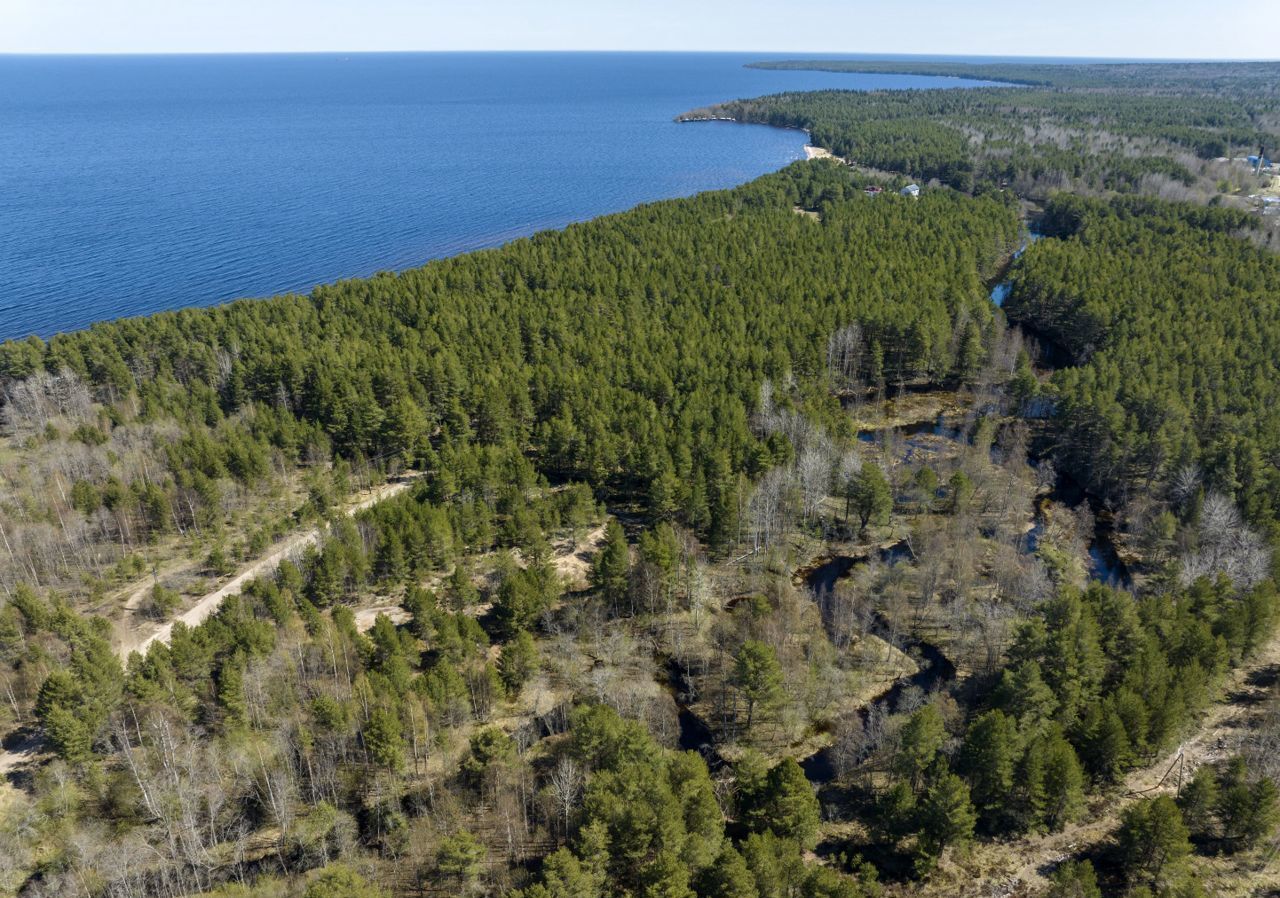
3,58,1280,898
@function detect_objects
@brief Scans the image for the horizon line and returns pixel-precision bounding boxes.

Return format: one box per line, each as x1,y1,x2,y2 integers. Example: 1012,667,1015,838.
1,49,1276,63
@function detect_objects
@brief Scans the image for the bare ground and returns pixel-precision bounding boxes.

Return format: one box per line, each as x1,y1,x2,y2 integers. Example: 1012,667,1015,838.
116,474,420,658
353,605,413,632
551,523,608,591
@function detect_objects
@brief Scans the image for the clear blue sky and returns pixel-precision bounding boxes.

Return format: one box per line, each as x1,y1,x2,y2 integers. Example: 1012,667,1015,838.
1,0,1270,59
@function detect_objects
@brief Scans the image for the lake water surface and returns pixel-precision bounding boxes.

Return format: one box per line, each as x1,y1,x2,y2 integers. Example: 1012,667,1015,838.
0,53,994,339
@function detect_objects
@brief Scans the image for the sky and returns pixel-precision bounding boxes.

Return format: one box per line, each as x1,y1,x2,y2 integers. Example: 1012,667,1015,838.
0,0,1271,59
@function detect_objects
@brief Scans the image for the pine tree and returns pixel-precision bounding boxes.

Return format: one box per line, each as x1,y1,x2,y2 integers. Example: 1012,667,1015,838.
667,751,724,868
384,397,430,466
1045,860,1102,898
695,844,758,898
498,629,539,698
217,653,248,730
875,780,919,845
43,703,94,763
894,705,946,792
916,770,977,863
1040,728,1086,831
707,452,740,553
436,830,486,893
1015,731,1048,832
742,831,808,898
448,564,480,610
374,529,408,584
958,710,1020,831
493,565,560,638
733,641,784,730
849,462,892,533
304,864,390,898
758,758,821,850
1216,758,1280,851
952,320,986,385
947,471,974,515
994,660,1058,733
648,457,683,521
1117,795,1192,892
1009,349,1040,410
364,706,407,773
1088,708,1133,784
518,847,604,898
591,519,630,604
1178,764,1219,839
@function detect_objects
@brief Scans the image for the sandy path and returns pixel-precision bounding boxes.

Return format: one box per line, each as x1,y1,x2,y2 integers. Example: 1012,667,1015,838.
121,558,196,612
119,474,420,658
957,631,1280,897
0,475,420,782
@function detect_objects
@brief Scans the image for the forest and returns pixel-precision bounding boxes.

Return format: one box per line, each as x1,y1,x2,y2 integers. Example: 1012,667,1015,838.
2,59,1280,898
684,63,1280,221
1004,194,1280,528
747,59,1280,93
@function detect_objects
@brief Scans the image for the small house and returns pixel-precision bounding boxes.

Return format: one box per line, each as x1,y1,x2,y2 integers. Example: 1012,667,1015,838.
901,184,921,198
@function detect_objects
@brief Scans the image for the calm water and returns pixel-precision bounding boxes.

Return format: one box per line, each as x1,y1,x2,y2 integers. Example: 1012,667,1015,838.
0,53,994,339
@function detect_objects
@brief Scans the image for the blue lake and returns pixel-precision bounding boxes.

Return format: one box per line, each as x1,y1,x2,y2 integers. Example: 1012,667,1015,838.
0,52,994,339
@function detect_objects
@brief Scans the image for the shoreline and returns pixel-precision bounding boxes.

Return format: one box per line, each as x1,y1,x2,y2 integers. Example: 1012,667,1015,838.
5,122,823,345
12,59,1003,343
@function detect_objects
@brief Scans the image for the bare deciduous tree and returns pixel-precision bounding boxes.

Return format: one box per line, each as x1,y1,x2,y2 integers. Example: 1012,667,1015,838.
547,756,583,839
826,323,864,391
1180,491,1271,588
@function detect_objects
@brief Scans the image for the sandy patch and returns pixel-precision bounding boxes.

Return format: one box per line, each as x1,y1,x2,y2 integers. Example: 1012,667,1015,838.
551,523,607,591
353,605,413,632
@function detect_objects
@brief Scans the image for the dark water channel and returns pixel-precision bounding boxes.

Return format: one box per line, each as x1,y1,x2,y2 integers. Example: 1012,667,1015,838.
1049,474,1132,587
665,657,724,768
799,554,957,783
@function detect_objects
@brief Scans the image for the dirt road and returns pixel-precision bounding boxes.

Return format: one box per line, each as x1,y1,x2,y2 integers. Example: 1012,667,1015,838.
119,474,420,658
0,476,420,782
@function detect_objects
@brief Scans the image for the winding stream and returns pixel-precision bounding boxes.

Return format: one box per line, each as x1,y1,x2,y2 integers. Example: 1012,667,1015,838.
668,218,1127,780
789,222,1126,783
798,554,958,783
